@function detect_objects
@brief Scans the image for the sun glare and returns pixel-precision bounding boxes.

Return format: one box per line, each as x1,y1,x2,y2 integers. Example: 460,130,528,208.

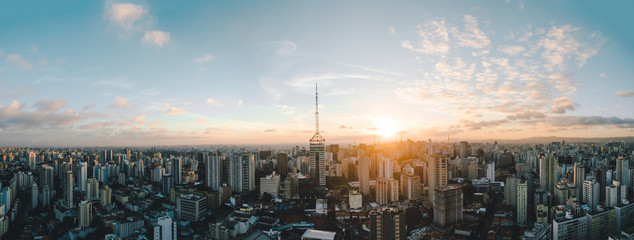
375,118,398,138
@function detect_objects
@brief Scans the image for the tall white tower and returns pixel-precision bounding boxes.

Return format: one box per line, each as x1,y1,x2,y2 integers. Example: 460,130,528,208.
309,83,326,187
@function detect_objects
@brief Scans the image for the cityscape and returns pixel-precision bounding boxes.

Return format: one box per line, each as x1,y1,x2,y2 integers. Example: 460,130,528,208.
1,1,634,240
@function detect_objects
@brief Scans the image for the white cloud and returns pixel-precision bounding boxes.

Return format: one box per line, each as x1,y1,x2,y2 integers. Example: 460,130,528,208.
616,90,633,97
599,73,606,78
401,20,450,55
5,54,32,70
164,106,185,115
389,27,395,35
30,45,38,54
196,118,207,123
132,114,146,123
206,98,223,106
93,79,135,89
551,97,577,114
34,99,66,112
109,97,133,108
141,30,171,47
498,45,526,56
452,15,490,49
539,25,603,71
104,2,151,37
238,99,243,107
194,54,214,63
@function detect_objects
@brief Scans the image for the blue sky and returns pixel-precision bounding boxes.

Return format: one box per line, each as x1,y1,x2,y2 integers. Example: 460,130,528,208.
0,0,633,146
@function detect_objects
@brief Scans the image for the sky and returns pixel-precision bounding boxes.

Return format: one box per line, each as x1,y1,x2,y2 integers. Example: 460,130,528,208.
0,0,633,146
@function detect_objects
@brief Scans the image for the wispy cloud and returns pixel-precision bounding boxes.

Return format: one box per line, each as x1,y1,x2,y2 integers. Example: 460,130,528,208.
93,79,135,89
109,97,133,108
206,98,223,106
104,2,152,37
616,90,633,97
132,114,146,123
164,106,185,115
194,54,213,63
34,99,66,112
141,30,171,47
5,54,32,70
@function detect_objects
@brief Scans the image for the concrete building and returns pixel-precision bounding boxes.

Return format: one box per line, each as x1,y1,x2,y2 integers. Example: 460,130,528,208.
64,170,73,208
228,154,255,192
259,172,280,197
79,200,92,228
359,155,371,195
370,208,406,240
586,208,618,240
376,177,388,205
388,178,399,202
31,182,38,209
86,178,100,201
517,178,528,224
101,185,112,206
433,185,463,229
583,177,600,211
349,191,362,210
177,194,207,222
429,155,448,201
78,162,87,192
153,215,177,240
205,154,222,191
276,153,288,181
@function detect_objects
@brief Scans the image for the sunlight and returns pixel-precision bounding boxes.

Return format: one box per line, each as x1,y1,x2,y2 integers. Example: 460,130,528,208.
375,118,398,138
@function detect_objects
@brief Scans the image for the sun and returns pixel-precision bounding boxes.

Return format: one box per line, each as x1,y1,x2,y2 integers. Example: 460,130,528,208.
375,118,398,138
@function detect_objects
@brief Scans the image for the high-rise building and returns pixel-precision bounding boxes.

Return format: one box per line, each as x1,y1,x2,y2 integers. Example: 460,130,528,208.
276,153,288,181
176,194,207,222
539,153,556,193
153,215,177,240
583,177,600,211
259,172,280,197
504,176,517,206
349,191,362,210
433,185,463,229
429,155,448,201
41,185,50,207
517,178,528,224
359,155,370,195
101,186,112,206
389,178,399,202
172,158,182,184
376,178,388,205
309,83,326,187
78,162,87,192
459,141,468,159
486,161,495,181
205,154,221,191
606,184,618,207
39,165,54,190
370,208,406,240
585,208,618,240
573,162,585,200
65,170,73,208
162,174,173,195
79,200,92,228
553,213,587,240
228,154,255,192
31,182,38,209
400,164,420,201
86,178,100,201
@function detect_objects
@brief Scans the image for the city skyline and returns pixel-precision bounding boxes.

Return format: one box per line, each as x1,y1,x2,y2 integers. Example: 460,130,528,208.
1,1,634,146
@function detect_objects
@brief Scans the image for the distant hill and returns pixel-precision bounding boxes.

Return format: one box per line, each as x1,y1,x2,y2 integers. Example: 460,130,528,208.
484,136,634,144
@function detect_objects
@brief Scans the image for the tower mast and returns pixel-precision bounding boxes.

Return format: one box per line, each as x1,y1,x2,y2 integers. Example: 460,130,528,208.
315,82,319,134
